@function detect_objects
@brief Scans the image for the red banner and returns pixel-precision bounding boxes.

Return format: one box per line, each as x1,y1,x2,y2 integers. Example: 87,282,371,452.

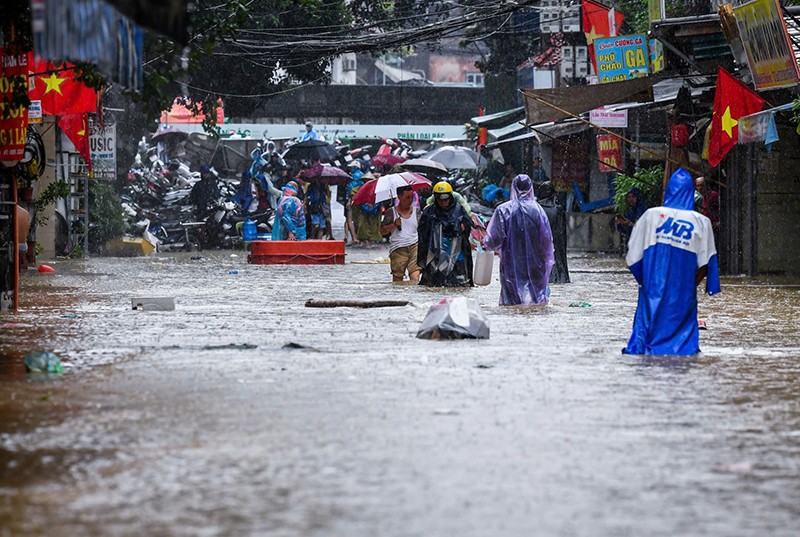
597,134,622,171
0,49,30,161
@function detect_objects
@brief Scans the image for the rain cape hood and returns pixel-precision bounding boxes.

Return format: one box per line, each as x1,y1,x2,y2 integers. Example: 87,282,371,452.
482,175,555,304
624,168,720,355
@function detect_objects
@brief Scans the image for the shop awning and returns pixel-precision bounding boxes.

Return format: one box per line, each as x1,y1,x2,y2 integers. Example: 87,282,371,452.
484,119,591,149
470,106,525,128
531,120,592,144
375,59,426,84
522,76,659,125
487,121,527,141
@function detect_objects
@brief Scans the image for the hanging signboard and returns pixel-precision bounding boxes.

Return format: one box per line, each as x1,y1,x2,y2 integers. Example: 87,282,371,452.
593,34,649,84
90,122,116,174
597,134,623,172
28,100,42,123
590,107,628,128
733,0,800,90
649,39,665,74
0,48,29,161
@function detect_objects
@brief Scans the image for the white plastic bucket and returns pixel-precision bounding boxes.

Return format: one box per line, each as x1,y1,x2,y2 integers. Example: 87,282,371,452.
473,249,493,286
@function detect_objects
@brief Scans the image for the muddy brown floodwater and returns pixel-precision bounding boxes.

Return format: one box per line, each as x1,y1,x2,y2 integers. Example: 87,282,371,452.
1,247,799,537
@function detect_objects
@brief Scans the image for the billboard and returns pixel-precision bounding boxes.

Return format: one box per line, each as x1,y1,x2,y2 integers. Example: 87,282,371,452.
734,0,800,90
593,34,649,84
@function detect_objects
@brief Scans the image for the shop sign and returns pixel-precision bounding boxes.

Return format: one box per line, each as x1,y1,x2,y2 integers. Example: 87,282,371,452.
28,100,42,123
734,0,800,90
90,122,116,174
590,107,628,128
597,134,622,172
0,48,29,161
593,34,649,84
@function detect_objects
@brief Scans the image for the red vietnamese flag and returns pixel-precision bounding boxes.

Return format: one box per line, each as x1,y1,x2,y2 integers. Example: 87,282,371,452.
707,67,765,167
57,114,92,170
582,0,624,74
28,59,96,116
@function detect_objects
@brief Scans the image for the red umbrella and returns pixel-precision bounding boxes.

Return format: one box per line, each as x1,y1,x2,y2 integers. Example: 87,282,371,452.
352,172,431,205
370,153,406,168
299,163,351,184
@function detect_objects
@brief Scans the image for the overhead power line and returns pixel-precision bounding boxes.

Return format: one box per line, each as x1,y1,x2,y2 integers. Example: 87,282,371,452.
213,0,542,63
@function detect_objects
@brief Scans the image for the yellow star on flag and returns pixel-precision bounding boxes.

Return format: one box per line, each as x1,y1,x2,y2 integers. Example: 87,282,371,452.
41,72,66,95
721,106,738,138
585,25,601,46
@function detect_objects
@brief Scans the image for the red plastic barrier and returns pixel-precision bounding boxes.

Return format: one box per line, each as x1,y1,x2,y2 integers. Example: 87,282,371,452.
248,240,345,265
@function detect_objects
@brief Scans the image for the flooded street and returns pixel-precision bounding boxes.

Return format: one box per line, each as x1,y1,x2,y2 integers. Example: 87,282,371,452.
1,247,799,537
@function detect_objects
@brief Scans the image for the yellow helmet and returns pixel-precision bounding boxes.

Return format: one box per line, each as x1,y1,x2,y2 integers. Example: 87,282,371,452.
433,181,453,195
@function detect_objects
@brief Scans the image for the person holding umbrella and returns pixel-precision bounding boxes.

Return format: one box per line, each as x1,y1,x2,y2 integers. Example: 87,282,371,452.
380,186,420,283
417,181,474,287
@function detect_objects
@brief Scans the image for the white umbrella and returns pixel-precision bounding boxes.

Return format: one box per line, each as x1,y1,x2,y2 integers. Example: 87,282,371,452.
424,145,487,170
351,172,431,205
398,158,448,175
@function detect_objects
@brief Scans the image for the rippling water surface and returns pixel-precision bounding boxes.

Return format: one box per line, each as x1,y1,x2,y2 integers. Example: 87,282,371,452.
1,248,798,537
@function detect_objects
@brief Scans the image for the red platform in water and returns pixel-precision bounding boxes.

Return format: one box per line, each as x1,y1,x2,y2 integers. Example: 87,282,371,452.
247,240,345,265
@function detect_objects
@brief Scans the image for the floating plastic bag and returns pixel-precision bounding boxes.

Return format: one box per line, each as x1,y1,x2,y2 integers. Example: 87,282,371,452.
24,351,64,373
416,297,490,340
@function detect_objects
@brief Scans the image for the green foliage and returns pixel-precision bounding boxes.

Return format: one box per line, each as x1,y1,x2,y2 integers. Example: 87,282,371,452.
33,181,72,229
88,181,128,254
791,97,800,135
609,0,650,35
613,165,663,214
67,244,85,259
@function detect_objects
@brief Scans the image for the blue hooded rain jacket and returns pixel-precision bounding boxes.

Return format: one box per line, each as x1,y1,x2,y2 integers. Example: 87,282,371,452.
623,168,721,355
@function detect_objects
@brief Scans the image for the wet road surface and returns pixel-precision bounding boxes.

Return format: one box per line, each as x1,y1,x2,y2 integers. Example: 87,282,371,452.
1,247,799,536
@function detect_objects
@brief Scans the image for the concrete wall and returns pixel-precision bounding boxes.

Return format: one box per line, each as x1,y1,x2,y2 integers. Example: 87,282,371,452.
241,85,485,126
756,124,800,276
567,212,620,252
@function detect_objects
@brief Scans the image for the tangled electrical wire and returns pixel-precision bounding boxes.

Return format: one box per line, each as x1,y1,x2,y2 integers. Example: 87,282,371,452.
214,0,542,64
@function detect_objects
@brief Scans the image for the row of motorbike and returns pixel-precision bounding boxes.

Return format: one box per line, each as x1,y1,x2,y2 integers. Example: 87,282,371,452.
121,152,273,252
120,135,496,252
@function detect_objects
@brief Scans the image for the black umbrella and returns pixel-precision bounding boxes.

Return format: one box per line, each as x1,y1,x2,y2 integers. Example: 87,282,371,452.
281,139,341,163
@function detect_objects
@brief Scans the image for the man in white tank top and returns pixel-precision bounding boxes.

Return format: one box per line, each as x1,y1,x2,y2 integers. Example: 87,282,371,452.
380,186,420,282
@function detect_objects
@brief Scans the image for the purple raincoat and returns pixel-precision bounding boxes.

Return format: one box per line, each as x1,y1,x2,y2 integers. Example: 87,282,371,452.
482,174,555,305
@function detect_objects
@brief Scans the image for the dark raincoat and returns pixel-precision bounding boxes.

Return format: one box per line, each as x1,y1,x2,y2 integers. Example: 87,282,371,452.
623,168,721,355
417,197,474,287
482,175,555,305
189,176,220,220
535,181,570,284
